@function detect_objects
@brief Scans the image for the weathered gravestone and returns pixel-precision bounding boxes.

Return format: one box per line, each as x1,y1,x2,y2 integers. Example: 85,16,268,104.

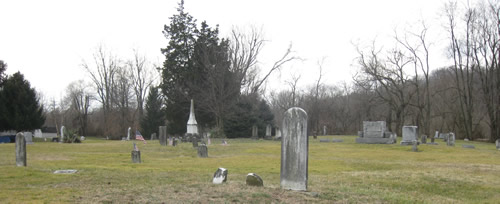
421,135,427,144
246,173,263,187
198,144,208,157
401,126,418,145
412,140,418,152
212,168,228,184
150,133,156,140
462,144,475,149
131,143,141,163
447,133,455,146
356,121,395,144
252,125,258,140
186,99,199,135
60,126,65,143
264,124,272,140
496,139,500,150
159,126,167,146
281,107,308,191
15,133,26,167
24,132,34,144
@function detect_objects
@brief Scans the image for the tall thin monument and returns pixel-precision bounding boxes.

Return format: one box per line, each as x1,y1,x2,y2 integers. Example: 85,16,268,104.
187,99,198,135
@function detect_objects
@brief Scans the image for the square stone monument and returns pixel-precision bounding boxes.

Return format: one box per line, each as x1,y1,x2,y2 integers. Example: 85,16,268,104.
356,121,395,144
401,126,418,145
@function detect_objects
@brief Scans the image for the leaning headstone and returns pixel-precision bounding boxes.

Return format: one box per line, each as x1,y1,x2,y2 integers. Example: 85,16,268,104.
246,173,263,187
281,107,308,191
401,126,418,145
159,126,167,146
15,133,26,167
23,132,34,144
251,125,258,139
197,144,208,158
462,144,475,149
186,99,199,135
447,132,455,146
412,140,418,152
264,124,272,140
150,133,157,140
319,139,330,143
212,168,228,184
421,135,427,144
496,139,500,150
60,126,65,143
131,143,141,163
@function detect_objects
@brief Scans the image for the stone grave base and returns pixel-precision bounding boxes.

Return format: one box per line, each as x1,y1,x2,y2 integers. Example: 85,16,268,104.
356,137,394,144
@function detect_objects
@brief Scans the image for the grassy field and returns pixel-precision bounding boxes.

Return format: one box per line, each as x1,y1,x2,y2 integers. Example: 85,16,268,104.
1,136,500,203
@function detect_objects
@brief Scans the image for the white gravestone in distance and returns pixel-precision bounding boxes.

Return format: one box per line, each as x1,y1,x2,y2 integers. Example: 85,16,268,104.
401,126,418,145
34,129,43,138
60,126,65,143
126,127,131,141
186,99,198,135
23,132,34,144
280,107,308,191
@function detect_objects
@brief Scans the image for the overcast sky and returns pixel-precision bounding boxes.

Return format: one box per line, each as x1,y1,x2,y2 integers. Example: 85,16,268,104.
0,0,451,102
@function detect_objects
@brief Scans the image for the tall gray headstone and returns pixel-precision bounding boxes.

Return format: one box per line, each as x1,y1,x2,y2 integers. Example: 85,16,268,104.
159,126,167,146
265,124,272,140
126,127,131,140
447,132,455,146
198,144,208,158
15,133,26,166
281,107,308,191
401,126,418,145
252,125,258,139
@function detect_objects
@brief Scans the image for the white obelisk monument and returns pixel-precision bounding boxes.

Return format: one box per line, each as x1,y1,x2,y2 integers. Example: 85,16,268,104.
187,99,198,135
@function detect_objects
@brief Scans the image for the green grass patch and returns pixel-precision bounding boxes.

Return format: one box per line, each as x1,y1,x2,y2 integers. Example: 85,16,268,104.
1,136,500,203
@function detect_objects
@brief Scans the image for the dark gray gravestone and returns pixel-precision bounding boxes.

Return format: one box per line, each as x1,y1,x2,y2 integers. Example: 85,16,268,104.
447,133,455,146
159,126,167,146
421,135,427,144
252,125,258,140
15,133,26,167
212,168,228,184
131,143,141,163
246,173,263,186
198,144,208,157
281,107,308,191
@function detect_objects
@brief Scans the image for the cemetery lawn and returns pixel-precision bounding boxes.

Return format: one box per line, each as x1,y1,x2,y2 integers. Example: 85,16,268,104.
1,137,500,203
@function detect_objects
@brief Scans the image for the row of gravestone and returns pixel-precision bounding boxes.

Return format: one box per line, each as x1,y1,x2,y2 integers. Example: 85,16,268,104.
251,124,282,140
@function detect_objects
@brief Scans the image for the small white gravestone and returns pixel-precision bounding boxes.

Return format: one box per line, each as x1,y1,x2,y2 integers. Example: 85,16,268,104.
434,131,439,138
126,127,131,141
60,126,65,143
34,129,43,138
281,107,308,191
80,136,85,141
53,169,78,174
212,168,228,184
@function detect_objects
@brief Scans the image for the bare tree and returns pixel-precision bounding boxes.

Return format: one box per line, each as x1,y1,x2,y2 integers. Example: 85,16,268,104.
82,45,119,137
128,49,155,121
65,80,93,136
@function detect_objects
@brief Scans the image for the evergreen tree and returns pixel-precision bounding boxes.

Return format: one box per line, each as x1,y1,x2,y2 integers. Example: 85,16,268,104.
160,0,198,135
0,60,6,85
0,72,45,131
140,87,165,139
